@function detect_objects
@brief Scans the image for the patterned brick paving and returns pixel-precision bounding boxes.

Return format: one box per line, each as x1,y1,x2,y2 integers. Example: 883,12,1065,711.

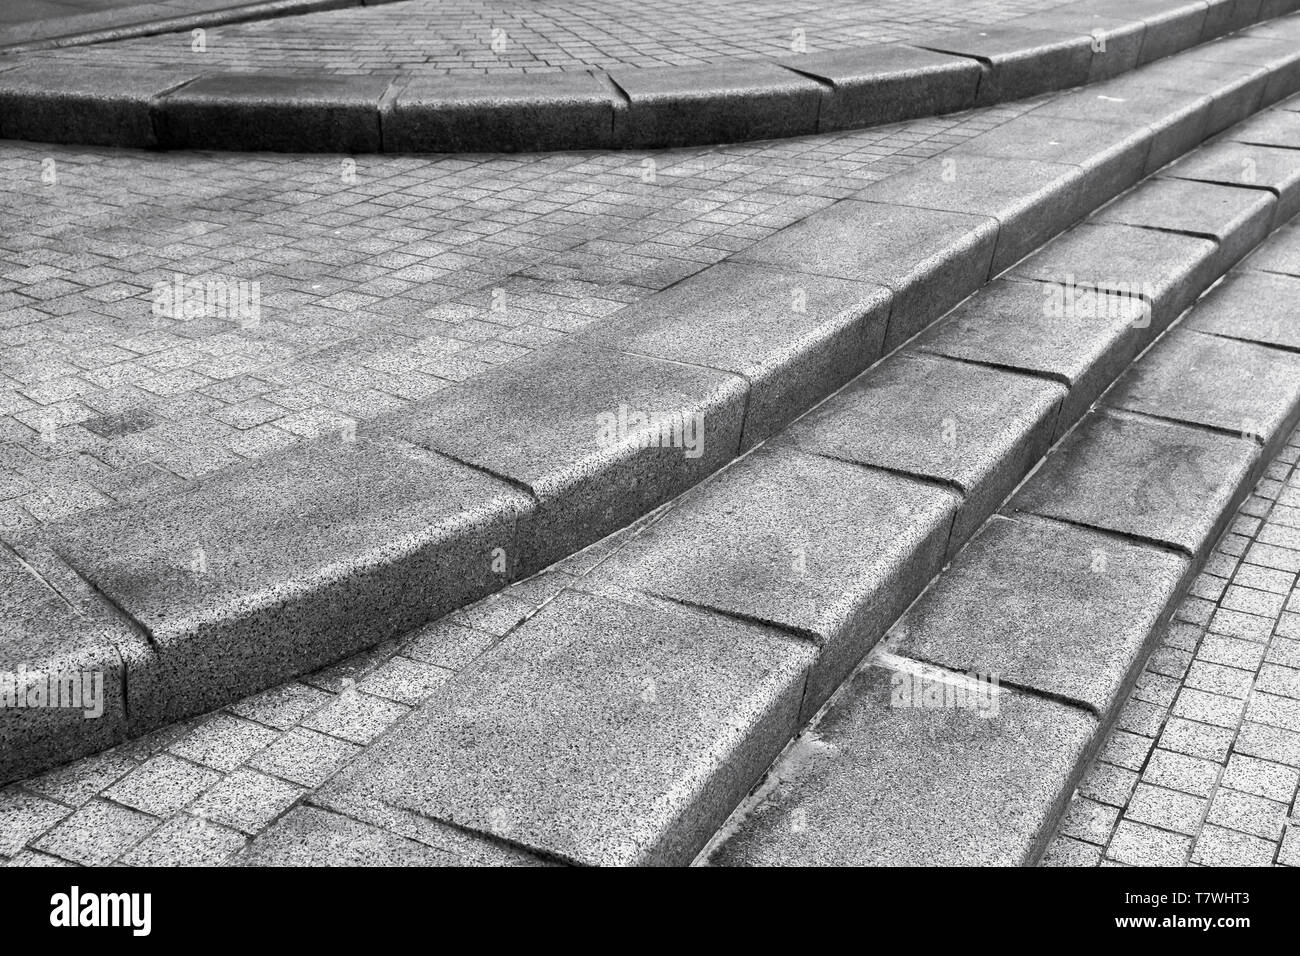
1045,429,1300,868
0,99,1042,540
3,0,1069,75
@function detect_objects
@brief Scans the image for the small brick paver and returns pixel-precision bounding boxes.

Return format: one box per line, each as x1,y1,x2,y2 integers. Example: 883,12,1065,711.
1048,429,1300,867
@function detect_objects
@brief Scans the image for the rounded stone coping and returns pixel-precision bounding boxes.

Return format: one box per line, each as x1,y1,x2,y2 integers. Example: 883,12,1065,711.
0,0,1295,153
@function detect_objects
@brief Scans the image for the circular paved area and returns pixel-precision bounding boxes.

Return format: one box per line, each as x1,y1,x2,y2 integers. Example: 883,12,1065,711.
6,0,1066,74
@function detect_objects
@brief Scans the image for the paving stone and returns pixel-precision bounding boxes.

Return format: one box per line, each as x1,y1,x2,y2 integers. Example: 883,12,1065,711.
1125,783,1210,835
299,689,408,745
708,662,1096,866
1138,53,1270,135
1011,410,1258,560
1160,716,1237,761
1103,728,1157,770
781,43,980,131
166,714,279,772
1278,823,1300,866
1206,787,1288,839
1183,33,1300,106
1010,223,1218,338
886,514,1187,713
1106,819,1193,865
120,812,247,867
24,747,137,808
732,198,996,350
0,544,139,782
1222,751,1300,800
235,805,472,866
385,72,618,152
157,73,391,152
0,788,68,857
1060,796,1121,844
1226,107,1300,150
919,26,1094,104
856,154,1084,274
386,342,745,573
1095,177,1274,274
103,753,222,817
247,727,361,787
1243,222,1300,277
1080,761,1141,806
32,798,158,865
1192,822,1278,864
189,768,304,835
781,353,1061,553
1030,79,1210,174
316,587,814,867
916,278,1147,439
1143,748,1223,797
1203,0,1269,39
227,681,332,731
44,434,531,728
1247,688,1300,729
1041,835,1105,866
611,62,823,148
1165,142,1300,224
958,115,1151,222
1104,330,1300,455
1185,271,1300,353
401,619,496,670
578,262,890,448
355,656,450,705
597,446,956,718
0,63,198,147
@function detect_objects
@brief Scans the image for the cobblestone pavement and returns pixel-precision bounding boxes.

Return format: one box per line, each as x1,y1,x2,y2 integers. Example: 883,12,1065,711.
1045,427,1300,868
0,97,1044,539
3,0,1067,75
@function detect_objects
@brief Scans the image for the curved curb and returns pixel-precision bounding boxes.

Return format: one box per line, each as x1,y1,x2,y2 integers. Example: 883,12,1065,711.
0,0,1297,153
4,15,1300,787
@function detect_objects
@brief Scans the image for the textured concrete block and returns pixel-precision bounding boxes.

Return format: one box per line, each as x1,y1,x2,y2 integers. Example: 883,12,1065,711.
1182,35,1300,105
958,114,1151,222
1091,0,1210,64
1226,107,1300,149
1103,328,1300,454
611,62,823,148
577,263,890,448
386,342,746,572
919,26,1094,104
781,43,979,131
1010,409,1258,559
157,73,391,152
708,661,1096,866
1010,222,1219,334
1242,221,1300,274
733,199,997,350
1006,5,1145,81
596,446,958,718
1095,177,1275,272
781,352,1063,553
317,587,815,866
1203,0,1266,39
0,63,196,148
0,547,138,783
917,278,1148,438
1164,142,1300,224
383,72,617,152
45,435,531,727
1029,80,1211,174
1138,57,1269,134
1185,270,1300,350
885,515,1190,714
236,806,544,866
856,154,1084,274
